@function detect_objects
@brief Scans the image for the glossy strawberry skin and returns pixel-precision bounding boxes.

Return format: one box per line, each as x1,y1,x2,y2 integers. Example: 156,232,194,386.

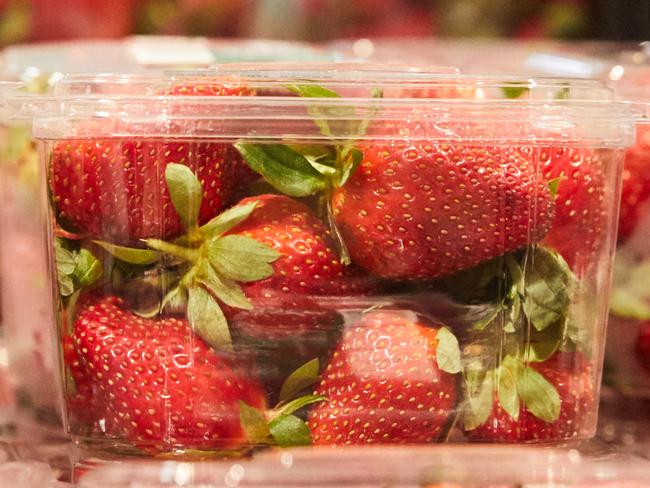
466,352,594,442
67,295,266,451
619,127,650,242
541,147,606,270
636,321,650,372
308,310,457,445
332,136,553,279
50,139,236,245
226,195,371,340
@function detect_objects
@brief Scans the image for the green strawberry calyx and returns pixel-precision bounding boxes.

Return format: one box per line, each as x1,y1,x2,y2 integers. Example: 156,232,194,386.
429,245,577,430
95,163,281,351
609,245,650,320
234,84,382,264
55,238,103,298
463,354,561,431
239,358,326,448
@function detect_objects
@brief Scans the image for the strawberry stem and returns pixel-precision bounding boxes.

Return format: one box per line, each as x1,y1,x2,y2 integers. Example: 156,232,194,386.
326,195,351,266
145,239,200,263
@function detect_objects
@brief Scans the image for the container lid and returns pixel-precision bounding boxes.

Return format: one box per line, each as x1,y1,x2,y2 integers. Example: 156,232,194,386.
23,64,636,147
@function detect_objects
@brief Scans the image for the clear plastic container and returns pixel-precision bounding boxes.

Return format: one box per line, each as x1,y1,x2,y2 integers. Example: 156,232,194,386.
603,74,650,398
75,445,650,487
28,67,635,456
0,79,41,424
0,40,341,427
332,38,628,79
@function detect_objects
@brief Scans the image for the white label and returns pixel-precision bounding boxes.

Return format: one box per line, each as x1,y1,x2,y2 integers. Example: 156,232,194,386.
128,36,215,67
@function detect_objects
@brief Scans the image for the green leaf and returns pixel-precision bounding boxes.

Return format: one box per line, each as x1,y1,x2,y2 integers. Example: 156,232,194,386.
525,340,561,363
518,366,561,423
239,401,270,444
274,394,326,418
1,125,31,162
356,88,383,137
197,261,252,311
94,241,161,265
287,144,335,160
279,358,321,402
522,247,574,331
304,154,337,176
370,87,383,99
548,177,562,199
505,254,524,297
145,239,199,262
286,84,341,99
268,414,312,447
285,84,354,137
161,286,187,314
435,327,462,374
235,143,327,197
610,289,650,320
472,303,502,330
208,235,280,283
610,252,650,320
187,285,232,350
55,241,76,276
199,200,259,239
497,356,522,421
337,147,363,187
165,163,203,231
463,372,494,431
73,248,103,287
504,293,521,333
501,83,530,99
58,274,75,297
523,292,563,331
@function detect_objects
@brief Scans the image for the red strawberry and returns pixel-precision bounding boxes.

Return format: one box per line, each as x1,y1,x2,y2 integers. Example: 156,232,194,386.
64,335,100,427
541,147,606,271
466,352,594,442
331,128,554,279
308,310,459,445
165,81,255,97
636,320,650,372
231,195,369,300
49,81,257,245
619,126,650,242
225,194,372,341
68,295,266,451
49,138,236,245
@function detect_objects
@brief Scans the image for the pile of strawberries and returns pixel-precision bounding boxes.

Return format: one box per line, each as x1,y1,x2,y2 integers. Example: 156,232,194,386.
50,80,605,455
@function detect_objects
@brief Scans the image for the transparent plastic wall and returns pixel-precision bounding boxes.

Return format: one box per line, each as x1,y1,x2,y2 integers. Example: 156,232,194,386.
26,67,634,455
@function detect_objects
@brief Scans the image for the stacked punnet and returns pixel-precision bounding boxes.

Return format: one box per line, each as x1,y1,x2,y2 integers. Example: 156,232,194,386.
28,68,635,455
606,92,650,397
